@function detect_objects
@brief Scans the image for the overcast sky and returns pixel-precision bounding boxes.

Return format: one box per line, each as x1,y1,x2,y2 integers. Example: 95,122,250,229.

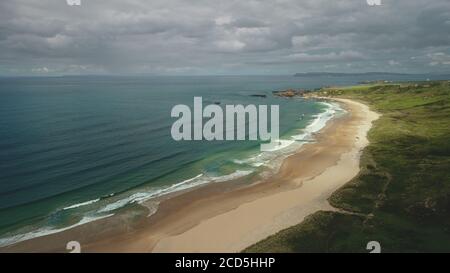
1,0,450,76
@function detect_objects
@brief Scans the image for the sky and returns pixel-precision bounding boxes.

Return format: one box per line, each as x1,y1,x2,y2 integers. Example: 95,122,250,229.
0,0,450,76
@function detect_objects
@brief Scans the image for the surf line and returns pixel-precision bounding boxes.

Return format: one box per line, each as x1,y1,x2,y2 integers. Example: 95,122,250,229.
171,97,280,151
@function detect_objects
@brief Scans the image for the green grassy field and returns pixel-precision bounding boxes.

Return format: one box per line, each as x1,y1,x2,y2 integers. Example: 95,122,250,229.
244,81,450,253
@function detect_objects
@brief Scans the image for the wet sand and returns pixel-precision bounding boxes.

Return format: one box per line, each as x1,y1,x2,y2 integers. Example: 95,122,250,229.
1,98,379,253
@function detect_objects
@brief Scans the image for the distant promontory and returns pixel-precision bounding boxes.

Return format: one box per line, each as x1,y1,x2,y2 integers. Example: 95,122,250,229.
293,72,411,77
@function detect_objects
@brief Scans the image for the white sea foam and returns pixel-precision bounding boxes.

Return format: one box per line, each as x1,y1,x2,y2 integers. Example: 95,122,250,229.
97,174,206,213
291,101,342,142
63,198,100,210
252,103,339,176
211,170,253,182
97,192,150,213
3,174,214,246
233,155,268,167
96,170,255,214
260,139,296,152
142,201,160,217
0,214,114,247
232,101,343,171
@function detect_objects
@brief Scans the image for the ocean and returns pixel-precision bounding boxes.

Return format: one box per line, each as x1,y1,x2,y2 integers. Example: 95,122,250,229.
0,74,445,246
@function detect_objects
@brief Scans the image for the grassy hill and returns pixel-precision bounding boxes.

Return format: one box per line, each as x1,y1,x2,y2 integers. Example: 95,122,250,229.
244,81,450,253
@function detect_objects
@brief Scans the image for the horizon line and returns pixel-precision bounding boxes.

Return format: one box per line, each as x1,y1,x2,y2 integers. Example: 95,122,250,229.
1,71,450,78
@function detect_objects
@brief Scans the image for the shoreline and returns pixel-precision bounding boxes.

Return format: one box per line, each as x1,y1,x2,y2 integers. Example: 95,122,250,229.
1,98,379,253
151,98,379,252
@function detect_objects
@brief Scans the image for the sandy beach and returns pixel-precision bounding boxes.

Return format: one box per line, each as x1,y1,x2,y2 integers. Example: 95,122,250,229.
2,98,379,253
151,98,379,252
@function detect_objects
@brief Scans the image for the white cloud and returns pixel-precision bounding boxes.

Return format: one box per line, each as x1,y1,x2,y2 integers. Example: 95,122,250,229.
288,51,364,62
31,67,50,73
388,60,400,66
215,16,233,26
214,40,246,52
0,0,450,75
428,52,450,66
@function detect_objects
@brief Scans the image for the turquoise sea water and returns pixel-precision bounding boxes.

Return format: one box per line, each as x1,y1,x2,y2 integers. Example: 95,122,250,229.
0,74,444,245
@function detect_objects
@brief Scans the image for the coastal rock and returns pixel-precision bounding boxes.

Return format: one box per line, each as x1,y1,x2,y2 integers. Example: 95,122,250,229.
273,89,307,98
250,94,267,98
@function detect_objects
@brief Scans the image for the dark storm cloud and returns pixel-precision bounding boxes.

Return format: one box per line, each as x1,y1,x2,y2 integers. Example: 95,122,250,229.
0,0,449,75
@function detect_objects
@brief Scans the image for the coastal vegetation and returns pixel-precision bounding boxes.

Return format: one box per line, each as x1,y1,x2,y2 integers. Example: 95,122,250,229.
245,80,450,253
